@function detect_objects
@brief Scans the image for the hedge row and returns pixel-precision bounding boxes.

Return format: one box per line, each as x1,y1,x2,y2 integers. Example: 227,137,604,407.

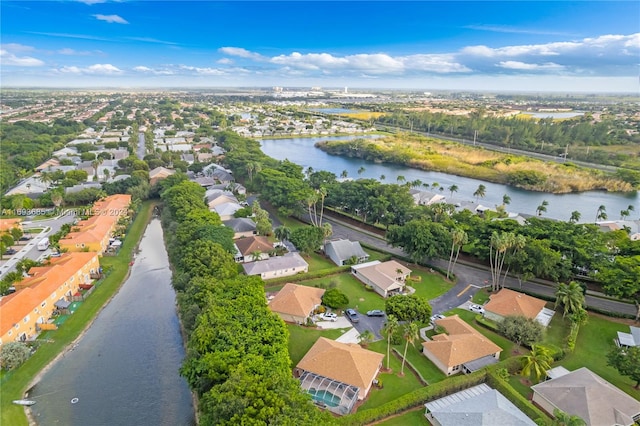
266,265,352,286
338,370,487,425
485,372,551,425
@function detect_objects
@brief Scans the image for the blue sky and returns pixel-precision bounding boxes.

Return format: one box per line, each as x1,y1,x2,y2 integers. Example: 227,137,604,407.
1,1,639,92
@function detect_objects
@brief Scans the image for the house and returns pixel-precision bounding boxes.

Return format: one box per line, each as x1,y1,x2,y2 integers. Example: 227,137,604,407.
410,189,446,206
422,315,502,376
531,367,640,426
350,260,411,298
212,202,243,221
616,326,640,348
0,218,23,233
0,252,100,345
193,176,217,188
59,194,131,254
234,236,273,263
268,283,325,324
424,383,537,426
295,337,384,415
242,252,308,280
483,289,554,327
205,190,238,209
149,166,176,186
324,239,369,266
223,218,257,239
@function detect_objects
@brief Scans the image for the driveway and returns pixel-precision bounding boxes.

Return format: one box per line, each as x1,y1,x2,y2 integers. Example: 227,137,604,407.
349,309,386,341
315,316,351,329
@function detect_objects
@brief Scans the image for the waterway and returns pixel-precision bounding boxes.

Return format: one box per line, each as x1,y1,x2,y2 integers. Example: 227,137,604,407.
259,136,638,224
28,219,195,426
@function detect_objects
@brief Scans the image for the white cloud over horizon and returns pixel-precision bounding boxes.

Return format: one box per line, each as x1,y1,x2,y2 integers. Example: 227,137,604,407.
93,14,128,24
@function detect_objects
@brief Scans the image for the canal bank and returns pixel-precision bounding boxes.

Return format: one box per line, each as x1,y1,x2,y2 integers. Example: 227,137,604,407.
25,216,194,425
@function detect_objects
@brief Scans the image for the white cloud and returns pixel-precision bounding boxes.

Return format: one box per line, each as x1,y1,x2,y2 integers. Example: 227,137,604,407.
498,61,564,71
218,47,264,60
57,48,96,56
1,43,35,53
0,49,44,66
133,66,174,75
216,58,234,65
57,63,122,75
93,14,128,24
76,0,108,4
133,66,152,72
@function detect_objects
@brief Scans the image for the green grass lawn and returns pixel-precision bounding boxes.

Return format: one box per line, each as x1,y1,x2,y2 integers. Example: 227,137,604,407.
558,313,640,400
303,251,339,271
296,272,386,314
542,311,570,348
0,201,155,426
359,341,425,410
376,407,430,425
408,268,454,301
472,289,490,304
390,341,447,384
286,324,347,366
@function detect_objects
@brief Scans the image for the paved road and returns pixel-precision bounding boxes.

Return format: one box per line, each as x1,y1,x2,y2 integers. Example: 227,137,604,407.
320,213,638,317
137,132,146,160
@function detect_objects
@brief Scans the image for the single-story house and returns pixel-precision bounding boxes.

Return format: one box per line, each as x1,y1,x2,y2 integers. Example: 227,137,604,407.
212,201,243,221
422,315,502,376
223,218,257,239
149,166,176,186
351,260,411,298
295,337,384,415
234,236,274,263
424,383,537,426
532,367,640,426
193,176,217,187
206,191,238,209
268,283,325,324
324,239,369,266
410,189,446,206
483,289,554,327
242,252,308,280
616,325,640,348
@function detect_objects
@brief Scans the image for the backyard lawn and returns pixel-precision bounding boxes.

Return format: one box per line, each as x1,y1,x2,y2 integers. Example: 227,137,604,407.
296,272,387,314
390,341,447,384
407,268,453,301
286,324,347,366
376,407,430,425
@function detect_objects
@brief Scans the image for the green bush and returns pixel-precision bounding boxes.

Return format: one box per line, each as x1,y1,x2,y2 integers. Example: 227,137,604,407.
266,265,351,285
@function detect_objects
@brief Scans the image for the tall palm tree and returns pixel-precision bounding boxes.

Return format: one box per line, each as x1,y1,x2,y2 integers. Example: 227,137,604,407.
274,225,291,243
379,174,386,181
448,184,459,199
502,194,511,206
401,322,419,376
555,281,585,317
473,184,486,202
357,166,366,175
536,200,549,216
340,170,348,179
317,187,327,226
595,204,607,223
620,209,630,220
396,175,406,184
411,179,422,189
521,345,553,383
246,162,255,181
382,315,399,371
569,210,581,223
447,228,467,280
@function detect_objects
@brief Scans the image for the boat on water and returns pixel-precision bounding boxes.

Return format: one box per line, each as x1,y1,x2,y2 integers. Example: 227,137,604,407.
13,400,36,406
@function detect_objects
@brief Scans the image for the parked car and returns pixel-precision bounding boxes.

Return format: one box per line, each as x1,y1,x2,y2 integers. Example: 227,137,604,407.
430,314,446,324
469,304,485,314
4,248,17,255
320,312,337,322
19,235,32,241
345,308,359,323
366,309,385,317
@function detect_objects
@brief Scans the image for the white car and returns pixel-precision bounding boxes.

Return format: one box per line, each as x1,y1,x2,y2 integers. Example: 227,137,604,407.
320,312,337,322
469,304,485,314
430,314,446,324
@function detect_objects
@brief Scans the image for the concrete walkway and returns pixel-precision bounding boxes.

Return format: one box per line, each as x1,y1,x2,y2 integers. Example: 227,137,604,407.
335,327,361,344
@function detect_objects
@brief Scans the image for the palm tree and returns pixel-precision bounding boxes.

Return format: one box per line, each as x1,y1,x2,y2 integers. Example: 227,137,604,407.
536,200,549,216
551,409,586,426
358,330,375,347
447,228,467,280
521,345,553,383
274,225,291,242
340,170,348,179
396,175,406,184
448,184,459,199
246,162,255,181
473,184,486,202
317,187,327,226
410,179,422,189
250,251,263,262
555,281,585,317
431,182,440,191
595,204,607,223
379,174,386,181
620,209,630,220
103,168,110,182
569,210,581,223
382,315,399,371
502,194,511,206
489,231,513,291
357,166,366,175
400,322,419,376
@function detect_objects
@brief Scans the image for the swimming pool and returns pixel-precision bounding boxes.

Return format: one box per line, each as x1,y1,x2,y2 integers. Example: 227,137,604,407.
308,388,340,407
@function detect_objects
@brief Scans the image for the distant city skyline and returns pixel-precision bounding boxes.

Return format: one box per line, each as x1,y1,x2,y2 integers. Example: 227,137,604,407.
1,1,639,92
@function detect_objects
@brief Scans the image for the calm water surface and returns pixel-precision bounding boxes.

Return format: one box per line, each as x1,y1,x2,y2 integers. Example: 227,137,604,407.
260,136,638,224
28,218,195,426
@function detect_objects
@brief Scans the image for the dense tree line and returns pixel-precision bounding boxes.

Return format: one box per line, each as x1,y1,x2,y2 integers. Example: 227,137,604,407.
159,179,331,425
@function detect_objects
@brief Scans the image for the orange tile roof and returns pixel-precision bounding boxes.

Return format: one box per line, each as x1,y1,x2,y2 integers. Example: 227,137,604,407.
268,283,325,318
1,252,98,337
422,315,501,369
484,289,546,319
0,218,22,232
297,337,384,392
235,236,274,256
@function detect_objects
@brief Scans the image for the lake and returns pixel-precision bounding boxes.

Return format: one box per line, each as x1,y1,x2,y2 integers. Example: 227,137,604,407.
259,136,639,224
28,218,195,426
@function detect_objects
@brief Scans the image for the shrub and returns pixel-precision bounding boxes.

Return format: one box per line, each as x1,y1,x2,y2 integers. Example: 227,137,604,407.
0,341,31,370
322,287,349,309
498,315,545,348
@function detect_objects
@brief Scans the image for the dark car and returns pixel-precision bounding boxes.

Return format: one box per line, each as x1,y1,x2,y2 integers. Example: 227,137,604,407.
4,248,17,255
19,235,32,241
345,308,359,323
366,309,385,317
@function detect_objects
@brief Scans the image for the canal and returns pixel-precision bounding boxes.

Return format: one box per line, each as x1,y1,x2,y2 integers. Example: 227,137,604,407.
259,136,638,223
28,218,195,426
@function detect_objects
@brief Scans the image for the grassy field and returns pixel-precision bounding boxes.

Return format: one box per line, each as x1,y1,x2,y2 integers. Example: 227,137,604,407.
296,273,387,314
286,324,346,366
0,201,155,426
